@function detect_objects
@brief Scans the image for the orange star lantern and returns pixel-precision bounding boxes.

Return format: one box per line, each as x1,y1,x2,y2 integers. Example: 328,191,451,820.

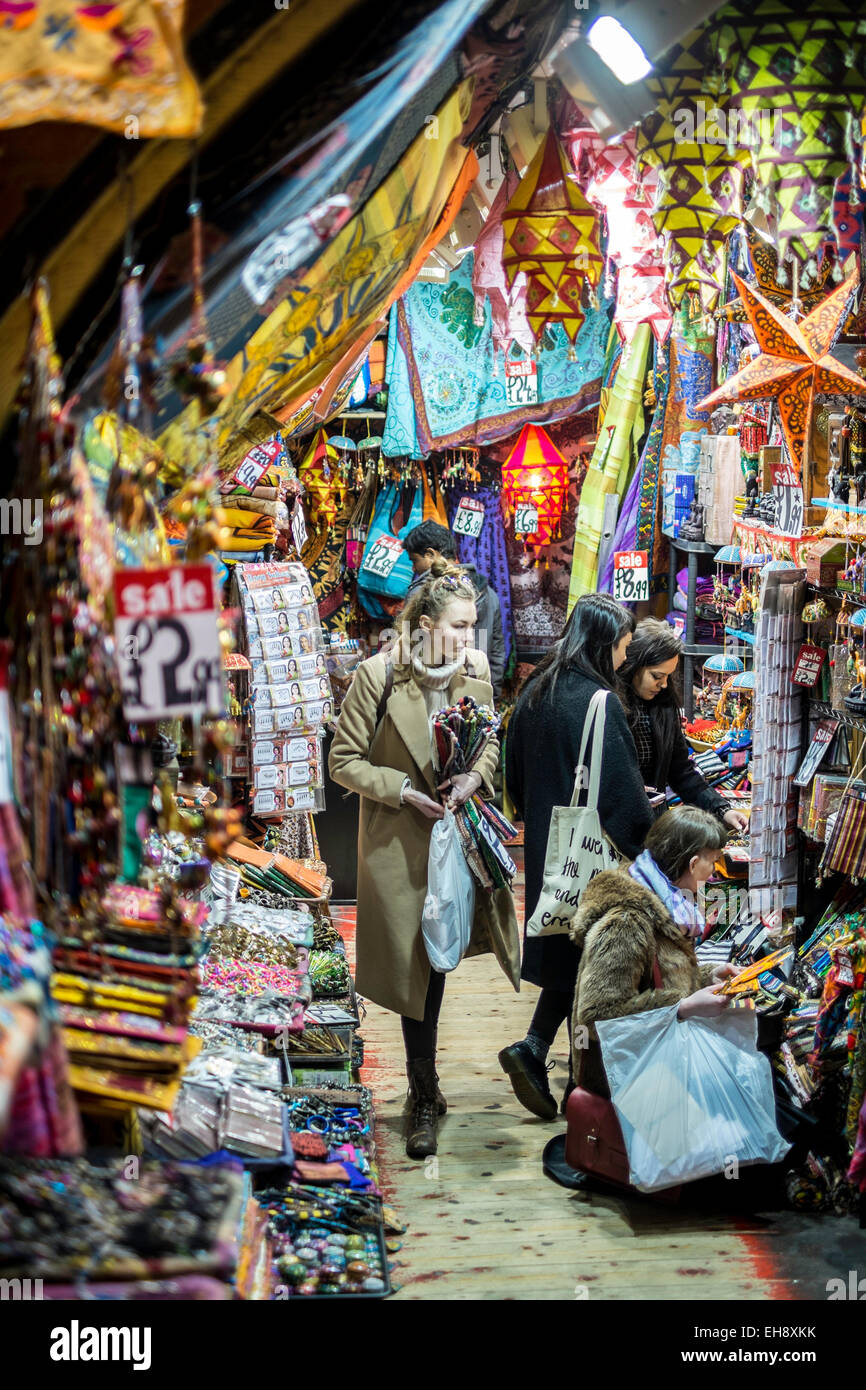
502,129,603,347
697,269,866,479
501,423,569,557
299,427,340,529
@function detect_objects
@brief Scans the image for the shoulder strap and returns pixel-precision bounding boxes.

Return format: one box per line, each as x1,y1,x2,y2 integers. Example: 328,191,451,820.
374,659,394,732
570,689,609,810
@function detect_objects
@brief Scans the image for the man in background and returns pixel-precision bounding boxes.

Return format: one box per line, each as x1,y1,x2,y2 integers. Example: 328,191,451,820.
403,520,506,698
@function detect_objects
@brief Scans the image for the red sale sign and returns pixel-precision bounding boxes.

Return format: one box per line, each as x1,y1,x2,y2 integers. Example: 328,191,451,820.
612,550,649,602
114,565,225,720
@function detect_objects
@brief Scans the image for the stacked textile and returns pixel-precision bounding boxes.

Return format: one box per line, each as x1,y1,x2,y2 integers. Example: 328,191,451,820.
219,465,281,555
52,885,206,1112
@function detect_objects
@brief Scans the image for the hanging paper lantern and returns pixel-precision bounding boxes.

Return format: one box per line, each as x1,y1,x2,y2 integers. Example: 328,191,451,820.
731,669,756,689
299,427,340,529
697,269,866,477
502,129,603,347
715,1,866,269
472,171,534,358
501,423,569,553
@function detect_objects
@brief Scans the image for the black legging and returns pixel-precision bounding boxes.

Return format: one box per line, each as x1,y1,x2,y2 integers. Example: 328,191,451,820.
529,986,573,1046
401,970,446,1063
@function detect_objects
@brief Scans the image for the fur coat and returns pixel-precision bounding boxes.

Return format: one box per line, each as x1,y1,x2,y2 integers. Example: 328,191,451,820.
568,867,715,1095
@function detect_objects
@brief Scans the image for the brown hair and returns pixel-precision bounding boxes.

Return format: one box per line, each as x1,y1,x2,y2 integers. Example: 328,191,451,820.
643,805,728,883
619,617,684,752
398,559,477,636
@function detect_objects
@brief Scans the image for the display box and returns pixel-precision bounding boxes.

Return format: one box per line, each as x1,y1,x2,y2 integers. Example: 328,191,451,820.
804,538,846,587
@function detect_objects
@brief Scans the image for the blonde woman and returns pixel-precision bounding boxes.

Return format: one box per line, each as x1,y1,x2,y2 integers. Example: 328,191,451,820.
329,562,520,1159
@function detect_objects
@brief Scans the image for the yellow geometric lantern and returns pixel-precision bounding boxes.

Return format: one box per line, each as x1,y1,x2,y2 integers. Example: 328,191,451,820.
501,423,570,554
299,426,339,529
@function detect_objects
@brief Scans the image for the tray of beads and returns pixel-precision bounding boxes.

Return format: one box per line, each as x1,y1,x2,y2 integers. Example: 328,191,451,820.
257,1183,391,1298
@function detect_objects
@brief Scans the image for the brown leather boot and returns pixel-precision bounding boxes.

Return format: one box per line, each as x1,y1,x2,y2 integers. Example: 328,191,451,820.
405,1058,439,1159
432,1029,447,1115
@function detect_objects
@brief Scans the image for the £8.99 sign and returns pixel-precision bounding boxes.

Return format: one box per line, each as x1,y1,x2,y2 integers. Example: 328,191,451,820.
612,550,649,602
114,565,226,720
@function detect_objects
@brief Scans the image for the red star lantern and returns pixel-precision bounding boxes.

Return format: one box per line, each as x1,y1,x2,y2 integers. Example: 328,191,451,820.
502,129,603,346
696,269,866,477
501,423,569,554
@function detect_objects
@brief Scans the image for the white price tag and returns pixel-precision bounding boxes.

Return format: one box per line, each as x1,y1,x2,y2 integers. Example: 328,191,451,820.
505,357,538,408
114,565,225,720
291,502,308,554
453,496,485,539
771,463,804,538
514,504,539,535
361,533,403,578
232,437,282,492
612,550,650,602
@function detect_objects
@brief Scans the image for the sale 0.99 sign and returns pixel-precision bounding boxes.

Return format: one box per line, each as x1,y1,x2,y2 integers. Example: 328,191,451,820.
114,565,226,721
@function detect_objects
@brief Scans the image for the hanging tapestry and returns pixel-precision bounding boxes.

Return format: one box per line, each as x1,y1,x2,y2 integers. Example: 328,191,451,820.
159,83,475,464
444,486,514,664
382,255,610,455
567,324,651,607
0,0,202,137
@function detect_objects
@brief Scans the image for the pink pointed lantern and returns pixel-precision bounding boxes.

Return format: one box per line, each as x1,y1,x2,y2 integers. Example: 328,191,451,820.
501,423,570,557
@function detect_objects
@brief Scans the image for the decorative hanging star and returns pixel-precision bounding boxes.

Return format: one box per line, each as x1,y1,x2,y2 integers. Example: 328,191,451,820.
696,269,866,476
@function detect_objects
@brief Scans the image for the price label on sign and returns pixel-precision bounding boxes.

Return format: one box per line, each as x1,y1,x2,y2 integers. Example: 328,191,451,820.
505,357,538,408
291,502,307,555
792,642,827,687
612,550,650,602
232,437,283,492
454,496,484,538
114,565,226,721
514,504,539,535
770,462,804,538
361,533,403,578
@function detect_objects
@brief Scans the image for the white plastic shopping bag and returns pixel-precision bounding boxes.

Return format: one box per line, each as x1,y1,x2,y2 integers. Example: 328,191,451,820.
421,810,476,973
595,1005,790,1192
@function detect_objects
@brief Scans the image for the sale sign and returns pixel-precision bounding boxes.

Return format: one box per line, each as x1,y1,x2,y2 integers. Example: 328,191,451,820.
514,503,539,535
232,436,283,492
792,642,826,688
361,534,403,578
770,461,804,538
505,357,538,408
453,496,484,539
114,565,225,721
612,550,650,603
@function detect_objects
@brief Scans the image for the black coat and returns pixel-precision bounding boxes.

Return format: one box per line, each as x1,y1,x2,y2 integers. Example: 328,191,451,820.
465,568,505,698
630,696,727,818
506,668,654,992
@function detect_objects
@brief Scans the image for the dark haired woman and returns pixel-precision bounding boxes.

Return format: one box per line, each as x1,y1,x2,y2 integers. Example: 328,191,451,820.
500,593,655,1120
619,619,747,833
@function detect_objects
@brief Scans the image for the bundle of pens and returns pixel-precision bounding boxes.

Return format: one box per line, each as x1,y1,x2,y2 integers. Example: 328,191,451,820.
432,696,518,891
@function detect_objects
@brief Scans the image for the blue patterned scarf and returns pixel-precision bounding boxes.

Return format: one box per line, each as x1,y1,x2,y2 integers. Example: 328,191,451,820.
628,849,703,940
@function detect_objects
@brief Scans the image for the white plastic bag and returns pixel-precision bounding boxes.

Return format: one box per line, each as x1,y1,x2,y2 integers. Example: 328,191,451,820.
421,810,476,973
595,1005,790,1192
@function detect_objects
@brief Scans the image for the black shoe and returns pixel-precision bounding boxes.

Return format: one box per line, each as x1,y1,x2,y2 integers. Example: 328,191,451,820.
498,1041,558,1120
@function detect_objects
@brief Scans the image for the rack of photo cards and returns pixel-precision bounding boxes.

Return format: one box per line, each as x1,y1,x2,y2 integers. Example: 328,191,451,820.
235,563,334,817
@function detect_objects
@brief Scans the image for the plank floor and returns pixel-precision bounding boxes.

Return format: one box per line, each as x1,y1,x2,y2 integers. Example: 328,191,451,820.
331,892,861,1303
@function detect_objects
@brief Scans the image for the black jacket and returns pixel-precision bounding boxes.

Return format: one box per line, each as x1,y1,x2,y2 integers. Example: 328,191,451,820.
630,696,727,818
465,568,505,698
506,668,654,991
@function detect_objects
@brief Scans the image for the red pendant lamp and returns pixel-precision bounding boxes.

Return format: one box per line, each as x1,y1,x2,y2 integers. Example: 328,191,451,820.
501,423,569,556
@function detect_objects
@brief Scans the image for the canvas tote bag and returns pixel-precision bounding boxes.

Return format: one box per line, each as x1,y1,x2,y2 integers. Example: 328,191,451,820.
526,688,622,938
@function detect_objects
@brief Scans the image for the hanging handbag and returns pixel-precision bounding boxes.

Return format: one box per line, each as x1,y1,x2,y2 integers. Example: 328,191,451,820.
526,689,622,937
356,479,422,619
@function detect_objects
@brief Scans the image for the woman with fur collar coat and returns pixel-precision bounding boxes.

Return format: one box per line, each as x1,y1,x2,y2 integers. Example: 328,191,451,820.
569,807,735,1097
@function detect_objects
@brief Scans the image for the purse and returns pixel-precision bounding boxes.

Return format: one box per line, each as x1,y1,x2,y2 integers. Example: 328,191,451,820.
564,957,680,1203
526,689,622,937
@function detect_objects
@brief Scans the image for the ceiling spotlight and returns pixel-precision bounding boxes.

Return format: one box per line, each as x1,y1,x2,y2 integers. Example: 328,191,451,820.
587,16,652,84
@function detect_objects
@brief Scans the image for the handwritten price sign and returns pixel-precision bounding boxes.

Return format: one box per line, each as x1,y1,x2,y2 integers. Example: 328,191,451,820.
612,550,649,602
361,533,403,578
114,565,226,720
514,503,539,535
454,496,484,538
505,357,538,408
771,462,804,538
232,436,283,492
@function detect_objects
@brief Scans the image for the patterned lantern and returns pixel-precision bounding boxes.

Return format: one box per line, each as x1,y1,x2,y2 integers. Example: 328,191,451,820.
501,423,569,554
299,427,339,529
502,128,603,347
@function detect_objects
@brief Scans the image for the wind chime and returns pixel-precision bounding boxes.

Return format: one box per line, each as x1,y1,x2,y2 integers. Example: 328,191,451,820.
440,447,481,490
501,423,569,562
169,194,229,416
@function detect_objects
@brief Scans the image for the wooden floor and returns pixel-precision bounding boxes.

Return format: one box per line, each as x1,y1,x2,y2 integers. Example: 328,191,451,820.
331,898,860,1303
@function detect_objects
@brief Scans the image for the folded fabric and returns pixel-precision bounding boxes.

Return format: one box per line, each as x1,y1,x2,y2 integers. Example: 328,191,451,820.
224,496,279,516
221,536,272,552
219,509,277,532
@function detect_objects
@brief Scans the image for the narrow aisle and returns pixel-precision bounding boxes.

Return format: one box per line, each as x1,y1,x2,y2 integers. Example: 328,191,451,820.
333,895,860,1303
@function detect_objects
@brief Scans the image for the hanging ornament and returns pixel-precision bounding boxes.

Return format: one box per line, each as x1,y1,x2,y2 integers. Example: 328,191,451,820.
501,129,603,347
472,170,534,358
169,200,229,416
501,423,569,555
696,269,866,477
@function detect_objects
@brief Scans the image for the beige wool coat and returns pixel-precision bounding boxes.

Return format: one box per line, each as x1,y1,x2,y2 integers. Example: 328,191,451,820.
328,648,521,1020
